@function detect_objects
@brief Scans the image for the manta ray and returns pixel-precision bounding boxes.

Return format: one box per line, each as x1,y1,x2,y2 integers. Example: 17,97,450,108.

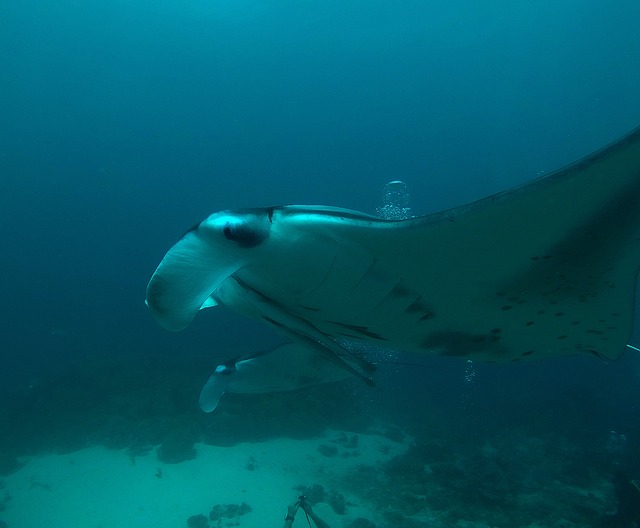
199,342,353,412
146,126,640,382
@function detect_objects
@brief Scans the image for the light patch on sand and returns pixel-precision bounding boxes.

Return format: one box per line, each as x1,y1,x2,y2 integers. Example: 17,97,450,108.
0,429,407,528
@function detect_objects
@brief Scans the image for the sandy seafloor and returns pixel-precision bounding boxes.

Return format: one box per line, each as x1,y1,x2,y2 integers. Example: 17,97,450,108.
1,429,409,528
0,423,625,528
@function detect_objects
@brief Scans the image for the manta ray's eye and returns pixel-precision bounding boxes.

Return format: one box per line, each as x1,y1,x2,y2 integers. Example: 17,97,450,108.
220,215,270,248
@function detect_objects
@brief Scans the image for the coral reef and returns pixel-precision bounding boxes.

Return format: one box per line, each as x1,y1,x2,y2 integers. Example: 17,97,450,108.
293,483,347,515
317,444,338,457
339,422,631,528
185,502,252,528
209,502,252,521
186,514,208,528
345,518,376,528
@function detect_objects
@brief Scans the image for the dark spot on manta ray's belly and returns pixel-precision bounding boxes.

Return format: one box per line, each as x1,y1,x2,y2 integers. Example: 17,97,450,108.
404,296,435,316
262,315,285,328
336,332,364,339
404,299,424,313
325,321,389,340
297,304,320,312
588,349,608,361
389,283,414,298
423,331,509,358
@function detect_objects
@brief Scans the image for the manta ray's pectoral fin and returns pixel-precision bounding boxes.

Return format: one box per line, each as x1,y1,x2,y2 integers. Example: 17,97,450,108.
232,278,376,385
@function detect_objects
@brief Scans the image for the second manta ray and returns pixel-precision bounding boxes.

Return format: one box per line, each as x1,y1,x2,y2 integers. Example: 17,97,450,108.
147,126,640,381
199,342,353,412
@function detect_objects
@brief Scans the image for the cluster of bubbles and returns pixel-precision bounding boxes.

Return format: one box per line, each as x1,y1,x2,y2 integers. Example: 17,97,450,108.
460,359,477,409
464,359,477,384
376,180,413,220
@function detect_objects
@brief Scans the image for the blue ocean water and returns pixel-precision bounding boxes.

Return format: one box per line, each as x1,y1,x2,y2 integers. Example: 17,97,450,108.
1,1,640,526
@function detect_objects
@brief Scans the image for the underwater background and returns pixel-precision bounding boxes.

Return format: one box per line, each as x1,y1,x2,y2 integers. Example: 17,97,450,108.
2,1,640,527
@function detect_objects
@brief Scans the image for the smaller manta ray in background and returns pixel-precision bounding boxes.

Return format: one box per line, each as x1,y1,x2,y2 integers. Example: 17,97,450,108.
147,125,640,385
199,342,354,412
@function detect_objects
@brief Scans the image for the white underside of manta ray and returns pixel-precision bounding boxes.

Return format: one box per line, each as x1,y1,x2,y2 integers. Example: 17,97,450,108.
146,126,640,382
